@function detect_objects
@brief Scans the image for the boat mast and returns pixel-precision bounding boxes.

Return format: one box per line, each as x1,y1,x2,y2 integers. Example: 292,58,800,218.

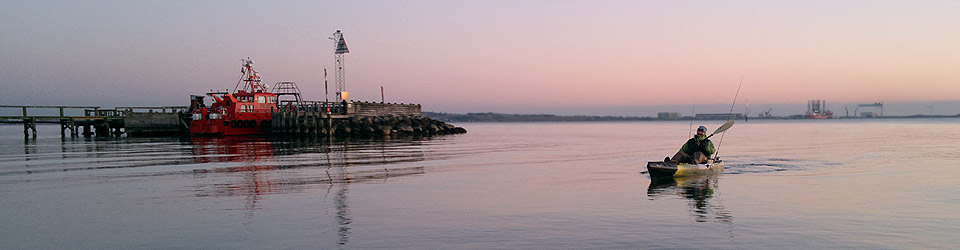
235,57,267,93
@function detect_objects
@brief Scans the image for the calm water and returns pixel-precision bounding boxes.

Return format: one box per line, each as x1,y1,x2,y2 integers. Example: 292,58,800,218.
1,120,959,249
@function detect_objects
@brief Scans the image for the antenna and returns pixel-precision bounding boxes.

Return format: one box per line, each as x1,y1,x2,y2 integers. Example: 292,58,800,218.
324,68,329,103
329,30,350,101
234,57,264,93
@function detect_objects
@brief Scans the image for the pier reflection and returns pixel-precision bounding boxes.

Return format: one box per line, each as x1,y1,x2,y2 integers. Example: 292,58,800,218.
647,176,733,223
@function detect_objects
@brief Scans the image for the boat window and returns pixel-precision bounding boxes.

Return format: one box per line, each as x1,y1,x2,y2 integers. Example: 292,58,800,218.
257,96,265,103
241,105,247,113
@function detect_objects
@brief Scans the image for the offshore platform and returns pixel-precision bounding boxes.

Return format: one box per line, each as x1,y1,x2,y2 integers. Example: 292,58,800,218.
805,100,833,119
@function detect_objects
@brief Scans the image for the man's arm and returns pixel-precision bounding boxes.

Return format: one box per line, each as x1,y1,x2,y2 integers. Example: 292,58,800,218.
704,140,716,156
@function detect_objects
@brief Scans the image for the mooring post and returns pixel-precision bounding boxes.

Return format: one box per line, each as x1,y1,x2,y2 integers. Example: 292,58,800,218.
316,110,322,137
69,119,77,137
327,112,333,138
295,110,301,134
280,110,287,135
95,121,109,137
314,111,321,137
308,112,314,137
23,118,36,138
312,110,317,136
277,110,283,135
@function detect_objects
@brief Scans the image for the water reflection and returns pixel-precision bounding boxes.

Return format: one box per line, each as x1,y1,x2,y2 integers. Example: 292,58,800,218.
647,176,733,223
187,136,429,247
187,136,428,194
331,183,351,246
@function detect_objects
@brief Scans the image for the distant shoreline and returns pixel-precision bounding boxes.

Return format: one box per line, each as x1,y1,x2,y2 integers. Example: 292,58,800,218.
423,112,960,122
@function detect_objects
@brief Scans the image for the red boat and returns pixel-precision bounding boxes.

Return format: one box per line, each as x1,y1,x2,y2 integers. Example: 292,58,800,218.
190,58,278,136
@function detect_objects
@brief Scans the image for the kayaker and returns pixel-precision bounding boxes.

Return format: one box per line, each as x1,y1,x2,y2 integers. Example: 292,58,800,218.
666,125,716,164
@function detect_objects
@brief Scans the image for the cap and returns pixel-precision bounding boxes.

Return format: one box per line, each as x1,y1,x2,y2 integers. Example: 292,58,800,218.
698,126,707,132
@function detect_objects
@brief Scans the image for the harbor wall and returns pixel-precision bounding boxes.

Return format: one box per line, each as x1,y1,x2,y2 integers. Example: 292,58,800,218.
123,112,184,136
346,101,421,117
272,109,466,138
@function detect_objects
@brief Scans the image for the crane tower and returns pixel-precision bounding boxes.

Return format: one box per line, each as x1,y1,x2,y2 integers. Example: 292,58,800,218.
330,30,350,100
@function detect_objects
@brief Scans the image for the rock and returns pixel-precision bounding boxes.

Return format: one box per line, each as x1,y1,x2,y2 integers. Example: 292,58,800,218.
377,125,391,136
394,124,414,134
425,124,439,134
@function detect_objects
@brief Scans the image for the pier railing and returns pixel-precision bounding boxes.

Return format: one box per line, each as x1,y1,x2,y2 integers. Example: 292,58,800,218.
116,106,189,116
0,105,104,119
276,101,346,115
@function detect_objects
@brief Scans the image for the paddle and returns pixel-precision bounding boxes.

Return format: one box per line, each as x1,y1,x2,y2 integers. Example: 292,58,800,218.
705,120,734,139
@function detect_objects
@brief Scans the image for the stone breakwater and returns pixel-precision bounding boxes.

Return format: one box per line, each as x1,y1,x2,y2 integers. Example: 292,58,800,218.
330,115,466,137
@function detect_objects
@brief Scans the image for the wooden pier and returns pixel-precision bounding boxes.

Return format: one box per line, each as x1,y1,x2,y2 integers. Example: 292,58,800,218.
2,101,463,139
0,105,187,138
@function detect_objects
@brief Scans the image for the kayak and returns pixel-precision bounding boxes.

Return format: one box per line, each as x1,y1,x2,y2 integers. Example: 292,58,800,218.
646,160,724,178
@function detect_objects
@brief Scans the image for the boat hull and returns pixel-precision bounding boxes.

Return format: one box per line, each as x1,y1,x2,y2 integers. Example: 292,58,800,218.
190,119,271,136
646,161,724,178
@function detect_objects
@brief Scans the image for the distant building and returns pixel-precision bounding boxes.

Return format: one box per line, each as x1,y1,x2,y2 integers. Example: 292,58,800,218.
658,112,681,119
860,111,877,118
695,113,744,120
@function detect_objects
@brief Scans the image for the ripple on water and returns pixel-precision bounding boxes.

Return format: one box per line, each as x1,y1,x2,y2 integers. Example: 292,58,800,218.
720,156,839,175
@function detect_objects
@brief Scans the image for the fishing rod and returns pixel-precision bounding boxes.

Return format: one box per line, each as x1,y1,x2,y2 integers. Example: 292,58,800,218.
688,100,695,138
714,76,743,160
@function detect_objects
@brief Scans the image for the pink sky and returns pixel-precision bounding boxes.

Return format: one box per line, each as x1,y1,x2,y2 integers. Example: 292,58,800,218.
2,1,958,115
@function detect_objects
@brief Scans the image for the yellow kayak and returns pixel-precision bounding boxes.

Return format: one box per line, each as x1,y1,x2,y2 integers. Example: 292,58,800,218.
646,160,724,178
